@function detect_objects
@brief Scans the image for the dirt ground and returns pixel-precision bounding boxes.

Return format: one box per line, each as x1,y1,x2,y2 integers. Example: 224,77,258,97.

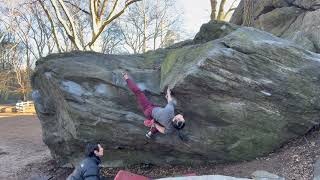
0,114,51,180
1,115,319,180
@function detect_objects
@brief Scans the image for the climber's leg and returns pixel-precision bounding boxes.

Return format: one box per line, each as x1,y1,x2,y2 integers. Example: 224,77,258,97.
126,79,154,118
150,126,159,134
146,126,159,138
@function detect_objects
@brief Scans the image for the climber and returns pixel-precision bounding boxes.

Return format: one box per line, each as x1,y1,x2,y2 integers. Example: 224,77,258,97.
122,72,185,138
67,143,105,180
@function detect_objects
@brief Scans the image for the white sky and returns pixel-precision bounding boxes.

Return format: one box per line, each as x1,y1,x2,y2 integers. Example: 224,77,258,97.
176,0,239,38
176,0,211,38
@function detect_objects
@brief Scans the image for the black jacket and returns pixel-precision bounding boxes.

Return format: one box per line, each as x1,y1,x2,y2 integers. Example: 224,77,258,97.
67,156,101,180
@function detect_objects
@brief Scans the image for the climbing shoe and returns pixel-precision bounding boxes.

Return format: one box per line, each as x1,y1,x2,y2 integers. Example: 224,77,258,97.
146,131,152,139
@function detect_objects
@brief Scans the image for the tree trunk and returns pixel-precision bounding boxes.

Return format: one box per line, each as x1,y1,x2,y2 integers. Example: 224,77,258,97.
86,0,142,50
26,40,31,80
0,34,4,43
160,20,164,48
153,0,159,50
153,35,156,50
242,0,254,27
23,91,27,101
143,0,147,53
38,0,62,53
217,0,226,20
210,0,217,20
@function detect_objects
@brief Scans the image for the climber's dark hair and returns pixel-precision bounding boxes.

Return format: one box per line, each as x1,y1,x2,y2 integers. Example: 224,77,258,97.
85,143,99,157
172,118,186,141
173,120,185,130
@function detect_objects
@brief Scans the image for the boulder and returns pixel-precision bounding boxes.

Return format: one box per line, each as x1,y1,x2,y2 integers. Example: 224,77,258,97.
251,170,284,180
31,23,320,167
29,176,51,180
193,20,240,44
313,158,320,180
230,0,320,53
293,0,320,10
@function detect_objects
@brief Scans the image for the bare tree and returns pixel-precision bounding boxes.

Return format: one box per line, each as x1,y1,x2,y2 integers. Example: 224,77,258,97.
13,15,34,76
120,14,147,53
1,1,56,61
120,0,180,53
101,22,124,54
11,52,32,101
223,0,239,20
151,0,179,49
0,36,16,98
0,34,16,72
37,0,62,52
119,2,150,53
30,5,53,56
142,0,147,52
0,34,31,101
0,3,37,101
0,71,11,101
211,0,240,21
163,30,178,47
37,0,141,51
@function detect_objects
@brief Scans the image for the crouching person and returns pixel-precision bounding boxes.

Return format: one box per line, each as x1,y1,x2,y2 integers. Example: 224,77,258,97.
67,143,104,180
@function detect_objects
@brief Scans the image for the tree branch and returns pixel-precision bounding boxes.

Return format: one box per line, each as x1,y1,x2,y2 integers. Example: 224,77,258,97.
63,0,90,15
0,34,4,43
223,0,238,19
94,0,98,15
99,0,109,17
86,0,142,47
49,0,76,46
224,8,236,18
105,0,119,21
49,0,83,50
37,0,62,53
57,0,82,47
90,0,98,25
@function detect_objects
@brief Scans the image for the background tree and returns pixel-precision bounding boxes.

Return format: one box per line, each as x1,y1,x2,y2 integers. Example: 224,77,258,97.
210,0,240,21
163,30,179,47
242,0,254,26
210,0,217,20
151,0,180,49
119,0,181,54
11,45,32,101
0,34,14,102
0,1,36,102
0,33,31,102
0,33,4,43
101,22,124,54
37,0,141,51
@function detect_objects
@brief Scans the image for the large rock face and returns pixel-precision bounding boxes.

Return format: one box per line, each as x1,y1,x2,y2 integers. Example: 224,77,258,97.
32,23,320,167
230,0,320,53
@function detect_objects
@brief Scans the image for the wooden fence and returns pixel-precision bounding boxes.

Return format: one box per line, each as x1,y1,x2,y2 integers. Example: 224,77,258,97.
15,101,35,113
